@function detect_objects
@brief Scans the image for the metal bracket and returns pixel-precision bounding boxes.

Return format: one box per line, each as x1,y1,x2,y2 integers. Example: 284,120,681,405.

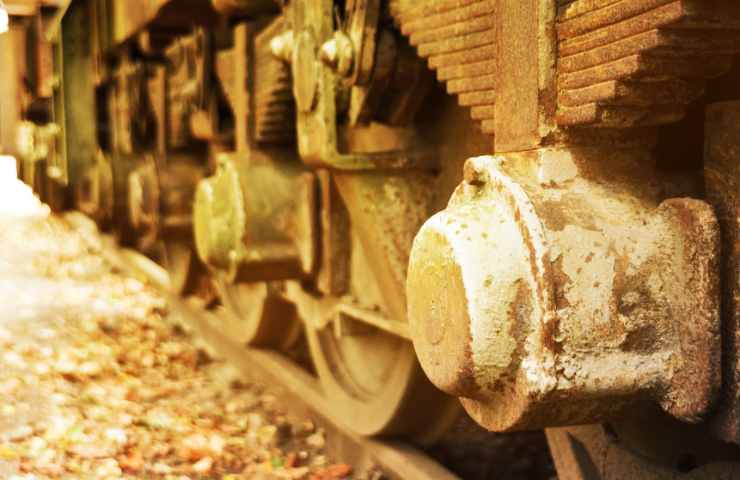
286,0,435,171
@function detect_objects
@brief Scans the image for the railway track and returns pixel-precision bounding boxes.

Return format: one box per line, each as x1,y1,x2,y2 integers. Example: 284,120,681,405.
101,236,461,480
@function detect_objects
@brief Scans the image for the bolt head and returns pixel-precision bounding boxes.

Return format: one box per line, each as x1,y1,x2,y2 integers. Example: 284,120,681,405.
270,31,294,62
319,31,354,77
319,38,339,68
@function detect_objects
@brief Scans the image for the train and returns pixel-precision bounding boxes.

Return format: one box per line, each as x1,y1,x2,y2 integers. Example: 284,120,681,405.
4,0,740,477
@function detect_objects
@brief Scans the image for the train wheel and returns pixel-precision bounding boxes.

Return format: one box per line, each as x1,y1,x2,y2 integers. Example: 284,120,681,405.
215,279,302,351
285,284,460,443
305,317,459,443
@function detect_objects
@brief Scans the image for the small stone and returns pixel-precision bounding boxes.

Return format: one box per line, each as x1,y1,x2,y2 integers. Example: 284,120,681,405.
257,425,278,446
68,442,114,459
104,427,127,446
295,420,315,435
192,456,213,474
78,361,102,377
119,449,144,473
306,431,325,449
28,436,47,455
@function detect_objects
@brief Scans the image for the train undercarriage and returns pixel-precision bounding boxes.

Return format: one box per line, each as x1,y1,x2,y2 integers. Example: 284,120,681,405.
5,0,740,477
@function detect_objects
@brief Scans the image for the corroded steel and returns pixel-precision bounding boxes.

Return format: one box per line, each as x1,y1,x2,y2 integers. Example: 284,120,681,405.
126,156,204,253
390,0,496,135
319,30,355,79
705,102,740,444
408,152,721,431
110,0,217,46
193,152,317,282
284,0,436,170
547,423,740,479
253,18,296,145
555,0,740,128
216,282,303,349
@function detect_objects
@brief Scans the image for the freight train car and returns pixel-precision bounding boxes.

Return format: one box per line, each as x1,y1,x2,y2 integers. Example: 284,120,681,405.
9,0,740,477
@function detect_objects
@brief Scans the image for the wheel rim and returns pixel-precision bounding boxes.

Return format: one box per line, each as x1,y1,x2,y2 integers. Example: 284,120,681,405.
215,279,302,350
301,302,460,443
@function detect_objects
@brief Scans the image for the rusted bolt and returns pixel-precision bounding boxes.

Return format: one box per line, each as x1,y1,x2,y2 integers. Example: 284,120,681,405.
270,30,294,63
408,151,721,431
462,156,493,186
319,31,354,78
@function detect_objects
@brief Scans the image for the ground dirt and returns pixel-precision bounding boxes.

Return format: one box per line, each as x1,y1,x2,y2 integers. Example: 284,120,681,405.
0,188,376,479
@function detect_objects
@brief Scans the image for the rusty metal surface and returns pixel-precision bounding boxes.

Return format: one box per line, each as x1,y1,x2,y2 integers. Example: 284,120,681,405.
282,0,437,170
4,0,64,16
547,421,740,479
390,0,496,135
193,152,317,283
556,0,740,128
126,155,204,254
705,101,740,444
408,151,721,431
110,0,218,46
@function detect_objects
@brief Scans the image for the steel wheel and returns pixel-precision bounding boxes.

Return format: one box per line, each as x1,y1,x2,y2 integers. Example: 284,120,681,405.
286,282,460,443
305,317,459,443
215,278,302,351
